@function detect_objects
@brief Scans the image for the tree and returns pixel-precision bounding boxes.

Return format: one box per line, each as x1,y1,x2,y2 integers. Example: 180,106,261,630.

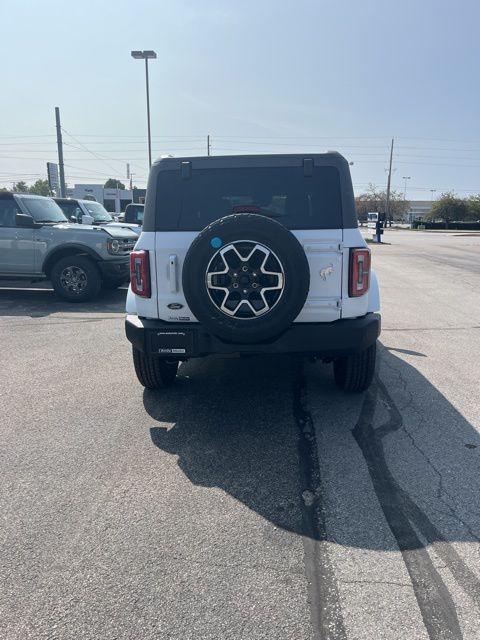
29,179,51,196
104,178,125,189
13,181,29,193
355,184,410,223
466,195,480,221
425,192,467,226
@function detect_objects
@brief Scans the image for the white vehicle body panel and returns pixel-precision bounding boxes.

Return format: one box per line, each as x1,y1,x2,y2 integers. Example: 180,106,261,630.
129,231,158,319
290,229,342,322
128,225,379,322
367,271,380,313
340,227,378,318
151,229,344,323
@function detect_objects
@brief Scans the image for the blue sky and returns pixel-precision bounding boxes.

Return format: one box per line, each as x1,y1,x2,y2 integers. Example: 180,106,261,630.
1,0,479,198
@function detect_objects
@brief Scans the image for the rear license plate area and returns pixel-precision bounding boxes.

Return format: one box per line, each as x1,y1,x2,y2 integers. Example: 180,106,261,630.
150,330,194,356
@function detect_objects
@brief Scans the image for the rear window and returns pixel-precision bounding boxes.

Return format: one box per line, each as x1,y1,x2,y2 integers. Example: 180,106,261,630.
125,204,144,223
156,166,342,230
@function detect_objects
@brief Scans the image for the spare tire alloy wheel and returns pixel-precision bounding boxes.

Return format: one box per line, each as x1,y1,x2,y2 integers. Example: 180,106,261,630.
182,214,310,343
206,241,284,319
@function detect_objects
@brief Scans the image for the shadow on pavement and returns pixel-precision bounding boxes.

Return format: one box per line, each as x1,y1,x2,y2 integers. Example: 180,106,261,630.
146,355,305,534
143,347,480,547
144,346,480,634
0,285,127,316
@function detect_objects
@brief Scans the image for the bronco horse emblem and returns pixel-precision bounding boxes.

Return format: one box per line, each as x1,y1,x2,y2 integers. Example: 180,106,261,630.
319,263,334,281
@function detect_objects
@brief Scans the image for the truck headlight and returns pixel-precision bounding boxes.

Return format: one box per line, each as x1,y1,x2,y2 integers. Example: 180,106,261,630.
107,239,120,254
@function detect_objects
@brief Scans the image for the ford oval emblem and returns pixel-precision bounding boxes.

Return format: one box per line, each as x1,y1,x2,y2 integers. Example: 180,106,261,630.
167,303,184,310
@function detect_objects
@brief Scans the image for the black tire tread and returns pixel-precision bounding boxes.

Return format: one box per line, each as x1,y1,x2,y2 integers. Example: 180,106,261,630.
50,255,101,302
182,213,310,343
333,342,376,392
132,348,178,389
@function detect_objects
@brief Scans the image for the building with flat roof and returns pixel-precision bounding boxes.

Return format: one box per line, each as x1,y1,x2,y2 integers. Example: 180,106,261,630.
66,184,146,213
405,200,432,223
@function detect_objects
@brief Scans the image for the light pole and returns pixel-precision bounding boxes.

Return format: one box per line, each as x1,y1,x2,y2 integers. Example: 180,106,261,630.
402,176,411,200
430,189,436,201
131,50,157,169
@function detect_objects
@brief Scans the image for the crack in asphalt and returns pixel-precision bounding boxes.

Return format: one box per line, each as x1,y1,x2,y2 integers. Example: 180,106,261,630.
381,359,480,544
293,358,347,640
353,376,480,640
339,579,414,588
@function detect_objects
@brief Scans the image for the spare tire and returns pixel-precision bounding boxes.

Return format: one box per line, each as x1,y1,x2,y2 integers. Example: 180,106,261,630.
182,214,310,343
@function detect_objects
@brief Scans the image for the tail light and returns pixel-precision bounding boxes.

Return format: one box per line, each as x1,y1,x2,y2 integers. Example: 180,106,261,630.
349,248,371,297
130,250,151,298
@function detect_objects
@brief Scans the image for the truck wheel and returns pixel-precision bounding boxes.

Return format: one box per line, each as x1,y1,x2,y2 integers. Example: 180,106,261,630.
50,255,101,302
182,214,310,343
132,348,178,389
333,342,376,392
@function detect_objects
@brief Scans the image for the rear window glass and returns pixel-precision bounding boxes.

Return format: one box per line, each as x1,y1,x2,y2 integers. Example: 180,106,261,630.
156,166,342,230
125,204,144,223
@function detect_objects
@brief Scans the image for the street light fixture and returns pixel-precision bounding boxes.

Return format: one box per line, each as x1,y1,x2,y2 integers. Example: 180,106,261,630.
402,176,411,199
131,49,157,169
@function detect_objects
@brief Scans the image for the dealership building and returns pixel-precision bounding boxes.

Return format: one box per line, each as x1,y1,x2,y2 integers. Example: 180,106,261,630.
66,184,146,213
405,200,432,222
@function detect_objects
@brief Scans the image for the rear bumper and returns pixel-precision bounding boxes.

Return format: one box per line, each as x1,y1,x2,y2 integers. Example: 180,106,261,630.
125,313,381,359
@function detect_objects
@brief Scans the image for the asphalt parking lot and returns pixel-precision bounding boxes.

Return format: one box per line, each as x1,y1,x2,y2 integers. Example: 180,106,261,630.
1,230,480,640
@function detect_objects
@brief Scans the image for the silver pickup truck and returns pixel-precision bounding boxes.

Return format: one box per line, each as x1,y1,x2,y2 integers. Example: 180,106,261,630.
0,192,137,301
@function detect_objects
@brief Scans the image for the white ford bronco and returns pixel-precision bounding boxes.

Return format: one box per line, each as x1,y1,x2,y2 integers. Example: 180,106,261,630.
125,153,380,391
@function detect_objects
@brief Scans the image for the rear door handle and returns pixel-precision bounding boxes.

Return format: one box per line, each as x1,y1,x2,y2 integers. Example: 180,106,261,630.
168,254,178,292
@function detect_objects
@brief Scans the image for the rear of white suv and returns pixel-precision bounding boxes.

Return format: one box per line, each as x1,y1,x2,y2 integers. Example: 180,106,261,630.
125,153,380,391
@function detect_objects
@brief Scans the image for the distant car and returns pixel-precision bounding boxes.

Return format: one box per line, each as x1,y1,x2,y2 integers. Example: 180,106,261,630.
367,212,379,229
124,203,144,226
55,198,114,225
0,193,137,301
54,198,141,235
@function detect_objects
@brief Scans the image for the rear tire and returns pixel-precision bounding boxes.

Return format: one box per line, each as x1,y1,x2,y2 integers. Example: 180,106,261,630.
333,342,376,392
50,255,101,302
132,348,179,389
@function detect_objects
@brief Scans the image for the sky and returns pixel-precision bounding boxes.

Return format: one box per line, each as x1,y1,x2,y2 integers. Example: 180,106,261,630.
1,0,479,199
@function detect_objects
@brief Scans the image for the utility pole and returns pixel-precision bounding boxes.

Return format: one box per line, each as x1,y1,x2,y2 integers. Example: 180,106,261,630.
385,137,394,227
55,107,66,197
207,134,211,156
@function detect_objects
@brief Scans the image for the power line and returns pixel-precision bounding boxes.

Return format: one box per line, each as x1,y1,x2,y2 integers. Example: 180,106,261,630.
61,128,126,177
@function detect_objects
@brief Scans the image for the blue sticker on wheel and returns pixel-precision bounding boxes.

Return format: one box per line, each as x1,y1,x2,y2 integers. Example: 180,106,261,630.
211,237,222,249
